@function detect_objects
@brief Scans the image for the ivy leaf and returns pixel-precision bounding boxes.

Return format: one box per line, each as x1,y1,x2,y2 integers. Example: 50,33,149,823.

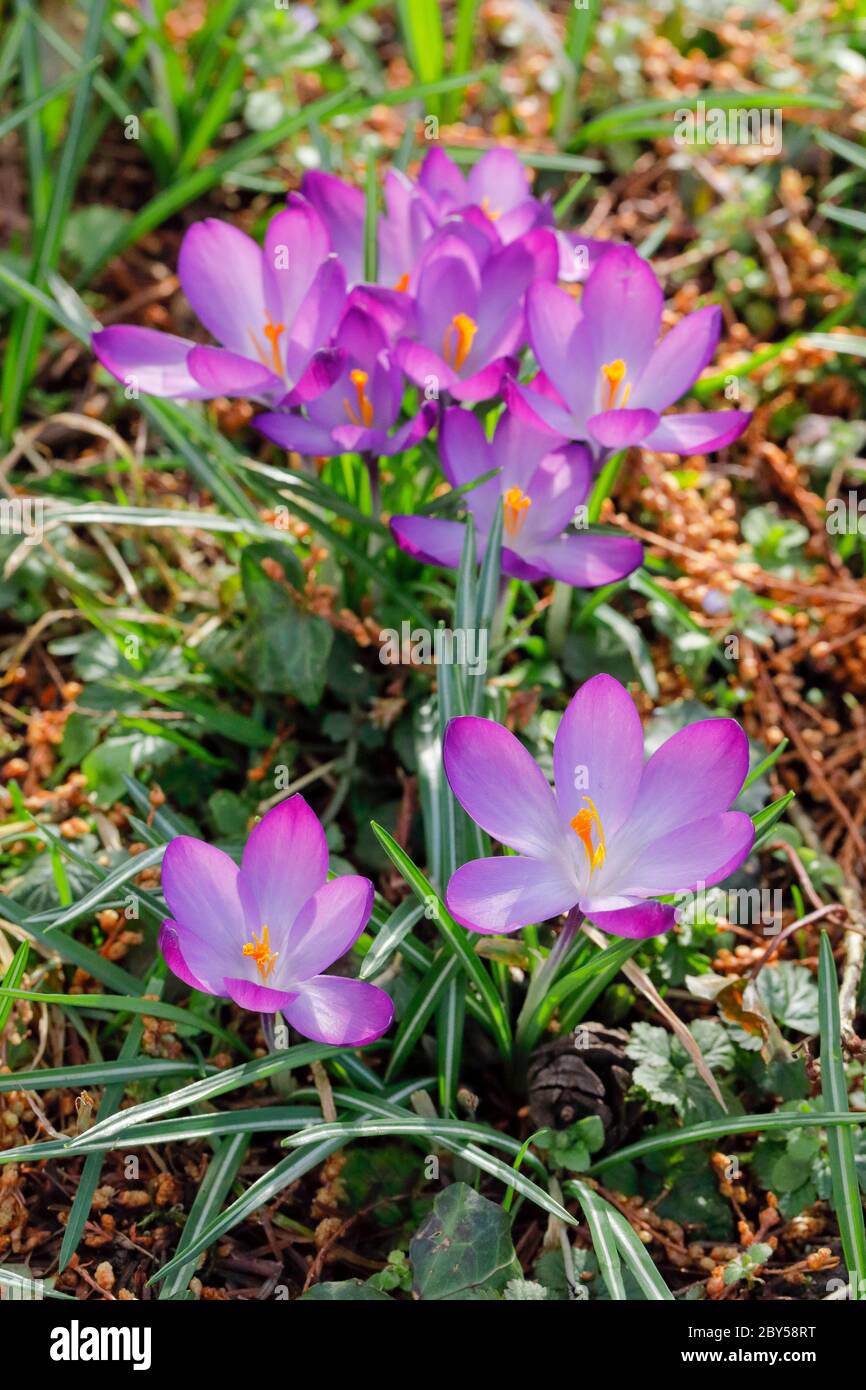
410,1183,520,1300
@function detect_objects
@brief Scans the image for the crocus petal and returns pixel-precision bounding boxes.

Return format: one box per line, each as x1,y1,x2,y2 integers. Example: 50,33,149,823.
614,811,755,897
238,795,329,935
521,532,643,588
177,219,267,358
255,412,336,455
418,146,466,205
632,305,722,410
285,876,374,981
552,674,644,837
264,198,332,330
449,357,517,402
444,716,567,857
526,281,588,414
390,515,468,570
628,718,750,844
92,326,213,400
394,339,458,392
222,977,299,1013
446,855,576,935
580,245,664,382
162,837,246,945
281,348,345,406
378,403,438,455
643,410,751,455
283,976,394,1046
282,256,347,386
587,407,659,449
467,148,532,215
300,171,365,283
187,345,281,397
505,375,583,440
585,901,677,940
159,920,215,994
517,445,592,545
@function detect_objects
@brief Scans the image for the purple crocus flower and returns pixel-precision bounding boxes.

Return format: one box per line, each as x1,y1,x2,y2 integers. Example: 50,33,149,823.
395,226,559,403
443,674,754,941
254,304,436,457
391,408,642,587
92,197,345,405
158,795,394,1046
508,244,751,459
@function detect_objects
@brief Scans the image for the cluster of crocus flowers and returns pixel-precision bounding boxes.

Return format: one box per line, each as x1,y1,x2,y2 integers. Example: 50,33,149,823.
391,408,642,588
158,795,393,1046
90,145,751,596
442,674,755,940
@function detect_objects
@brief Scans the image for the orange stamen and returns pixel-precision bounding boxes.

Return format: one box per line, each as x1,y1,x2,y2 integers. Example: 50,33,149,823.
263,319,285,376
242,924,279,980
442,313,478,371
344,368,374,428
394,272,411,292
503,486,532,538
601,358,630,410
569,797,606,874
480,195,502,222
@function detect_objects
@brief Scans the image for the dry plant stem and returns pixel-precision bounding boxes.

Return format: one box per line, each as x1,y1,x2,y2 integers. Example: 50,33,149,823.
790,804,866,1051
311,1059,337,1124
582,921,727,1111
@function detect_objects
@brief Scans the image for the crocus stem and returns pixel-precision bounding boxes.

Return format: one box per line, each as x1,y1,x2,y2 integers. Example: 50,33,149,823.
512,907,586,1085
545,580,572,658
366,453,381,518
587,448,626,524
490,576,516,650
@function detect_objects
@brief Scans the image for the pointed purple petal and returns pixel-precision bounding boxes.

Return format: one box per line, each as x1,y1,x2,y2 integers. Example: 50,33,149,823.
283,976,394,1045
238,795,329,935
523,532,643,588
285,875,374,982
162,837,246,945
643,410,751,455
587,407,659,449
255,412,336,455
187,345,281,397
390,515,467,570
614,811,756,897
445,855,576,935
628,718,750,842
632,305,722,410
177,219,266,358
449,357,516,402
92,326,212,400
394,339,458,392
586,901,677,939
159,920,215,994
300,171,365,283
444,716,566,857
222,977,299,1012
552,674,644,837
580,245,664,381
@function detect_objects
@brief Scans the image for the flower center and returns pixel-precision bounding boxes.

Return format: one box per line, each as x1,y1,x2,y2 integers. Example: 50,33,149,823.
343,368,374,428
503,486,532,538
442,313,478,371
601,358,631,410
242,924,279,980
248,316,285,377
480,195,502,222
570,797,606,874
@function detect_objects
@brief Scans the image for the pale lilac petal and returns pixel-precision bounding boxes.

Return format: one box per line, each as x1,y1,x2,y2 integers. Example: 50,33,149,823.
614,812,755,897
282,256,347,386
255,412,336,455
587,407,659,449
585,901,677,939
284,876,374,982
439,406,490,488
525,282,586,414
632,305,722,410
238,795,329,936
418,147,466,205
449,357,516,402
282,348,345,406
159,920,215,994
518,445,592,544
466,148,532,213
394,339,458,392
446,855,576,935
522,532,643,588
223,977,299,1012
284,976,394,1045
643,410,751,455
161,837,246,947
301,171,365,283
552,674,644,836
505,374,583,439
92,326,212,400
444,716,567,857
580,245,664,381
390,515,467,570
263,198,331,329
177,219,266,357
379,403,438,455
187,345,281,397
628,718,750,843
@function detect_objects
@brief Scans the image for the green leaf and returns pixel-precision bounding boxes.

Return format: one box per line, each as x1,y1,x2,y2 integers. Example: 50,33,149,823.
301,1280,391,1301
818,931,866,1298
236,541,334,705
410,1183,520,1300
758,962,819,1035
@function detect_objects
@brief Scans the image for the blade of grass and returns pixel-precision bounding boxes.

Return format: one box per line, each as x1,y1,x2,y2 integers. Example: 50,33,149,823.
158,1132,251,1299
566,1179,626,1299
818,930,866,1298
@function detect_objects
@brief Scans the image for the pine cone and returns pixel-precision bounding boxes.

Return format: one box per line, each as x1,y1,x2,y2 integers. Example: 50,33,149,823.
527,1023,638,1142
